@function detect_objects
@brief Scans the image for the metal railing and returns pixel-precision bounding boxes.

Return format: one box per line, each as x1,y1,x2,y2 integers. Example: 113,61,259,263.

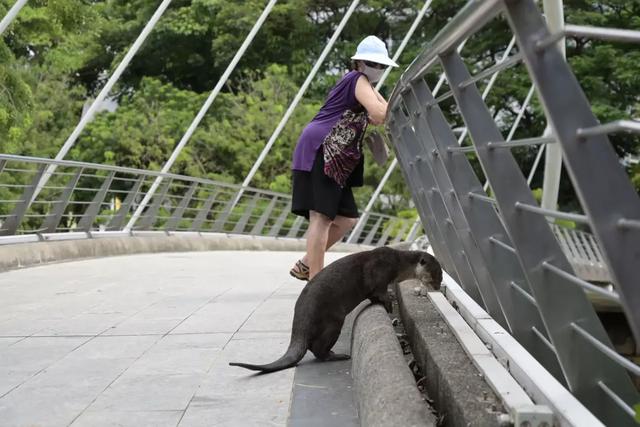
386,0,640,426
551,224,610,283
0,154,415,247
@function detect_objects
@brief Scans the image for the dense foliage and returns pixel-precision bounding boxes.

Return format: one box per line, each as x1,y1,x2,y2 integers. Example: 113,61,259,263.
1,0,638,218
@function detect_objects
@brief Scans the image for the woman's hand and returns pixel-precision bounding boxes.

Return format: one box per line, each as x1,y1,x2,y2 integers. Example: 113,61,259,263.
368,115,385,126
355,75,388,124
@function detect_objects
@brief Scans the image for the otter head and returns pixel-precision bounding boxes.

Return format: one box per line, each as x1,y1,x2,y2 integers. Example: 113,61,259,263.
413,251,443,291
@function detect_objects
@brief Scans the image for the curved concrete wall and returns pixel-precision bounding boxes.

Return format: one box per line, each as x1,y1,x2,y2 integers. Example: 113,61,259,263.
0,233,365,273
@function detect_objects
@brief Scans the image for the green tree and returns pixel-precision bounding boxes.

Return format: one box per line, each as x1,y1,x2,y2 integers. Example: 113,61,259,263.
71,65,320,189
1,0,638,222
69,0,434,94
72,77,207,174
0,0,106,155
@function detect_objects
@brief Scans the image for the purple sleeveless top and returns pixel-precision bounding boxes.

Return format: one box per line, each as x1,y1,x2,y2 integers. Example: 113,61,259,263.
292,70,364,171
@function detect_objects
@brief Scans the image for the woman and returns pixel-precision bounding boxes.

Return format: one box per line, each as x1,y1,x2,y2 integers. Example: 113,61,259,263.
289,35,398,281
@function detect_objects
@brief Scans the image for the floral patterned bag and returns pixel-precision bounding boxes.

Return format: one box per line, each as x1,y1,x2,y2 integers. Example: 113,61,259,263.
322,109,369,187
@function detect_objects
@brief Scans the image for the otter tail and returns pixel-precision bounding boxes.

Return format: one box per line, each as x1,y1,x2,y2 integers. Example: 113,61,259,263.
229,339,306,374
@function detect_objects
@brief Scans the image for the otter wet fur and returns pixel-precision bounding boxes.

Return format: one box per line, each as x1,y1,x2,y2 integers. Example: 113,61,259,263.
229,247,442,374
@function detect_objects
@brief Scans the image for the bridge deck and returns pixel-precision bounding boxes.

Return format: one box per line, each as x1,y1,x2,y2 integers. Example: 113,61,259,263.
0,251,354,426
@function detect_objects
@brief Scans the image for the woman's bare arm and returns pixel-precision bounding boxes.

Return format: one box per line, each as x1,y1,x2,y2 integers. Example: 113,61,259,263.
373,88,387,105
355,76,387,125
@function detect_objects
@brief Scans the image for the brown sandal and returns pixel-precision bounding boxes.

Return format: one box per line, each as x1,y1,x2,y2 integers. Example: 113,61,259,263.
290,259,309,281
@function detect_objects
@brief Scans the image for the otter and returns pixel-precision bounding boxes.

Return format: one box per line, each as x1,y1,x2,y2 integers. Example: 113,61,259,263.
229,247,442,374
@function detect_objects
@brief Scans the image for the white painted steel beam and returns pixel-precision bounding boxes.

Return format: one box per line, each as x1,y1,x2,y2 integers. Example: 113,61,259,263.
456,36,517,146
0,0,27,35
540,0,565,212
31,0,175,203
375,0,434,91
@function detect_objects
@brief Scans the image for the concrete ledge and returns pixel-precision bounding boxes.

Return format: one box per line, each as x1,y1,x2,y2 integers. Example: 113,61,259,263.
395,280,504,427
0,233,365,273
351,302,436,427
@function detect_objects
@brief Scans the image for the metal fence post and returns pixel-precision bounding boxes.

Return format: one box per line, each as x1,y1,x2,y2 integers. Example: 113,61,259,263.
107,176,144,231
232,193,260,234
362,216,383,246
286,216,305,238
0,165,46,236
190,189,220,231
78,171,115,231
376,218,397,247
137,179,172,231
250,196,278,235
268,201,292,237
165,182,198,231
42,169,83,233
212,194,237,233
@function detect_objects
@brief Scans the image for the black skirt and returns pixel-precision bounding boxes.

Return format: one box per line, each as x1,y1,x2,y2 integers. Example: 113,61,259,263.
292,148,362,221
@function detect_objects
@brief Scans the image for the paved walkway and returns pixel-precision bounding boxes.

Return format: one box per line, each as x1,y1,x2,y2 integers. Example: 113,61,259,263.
0,251,354,426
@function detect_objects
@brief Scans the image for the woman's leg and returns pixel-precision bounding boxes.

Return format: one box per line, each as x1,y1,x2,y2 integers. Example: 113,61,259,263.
301,215,358,268
326,215,359,250
306,211,333,279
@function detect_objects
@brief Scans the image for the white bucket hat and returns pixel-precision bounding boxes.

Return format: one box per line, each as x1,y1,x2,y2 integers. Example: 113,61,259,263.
351,35,398,68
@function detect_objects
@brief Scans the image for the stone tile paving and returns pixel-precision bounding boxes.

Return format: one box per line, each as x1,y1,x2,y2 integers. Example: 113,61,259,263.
0,251,344,426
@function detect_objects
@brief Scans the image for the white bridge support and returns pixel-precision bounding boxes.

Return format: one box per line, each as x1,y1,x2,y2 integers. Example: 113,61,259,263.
540,0,566,212
0,0,27,35
124,0,279,231
29,0,175,204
